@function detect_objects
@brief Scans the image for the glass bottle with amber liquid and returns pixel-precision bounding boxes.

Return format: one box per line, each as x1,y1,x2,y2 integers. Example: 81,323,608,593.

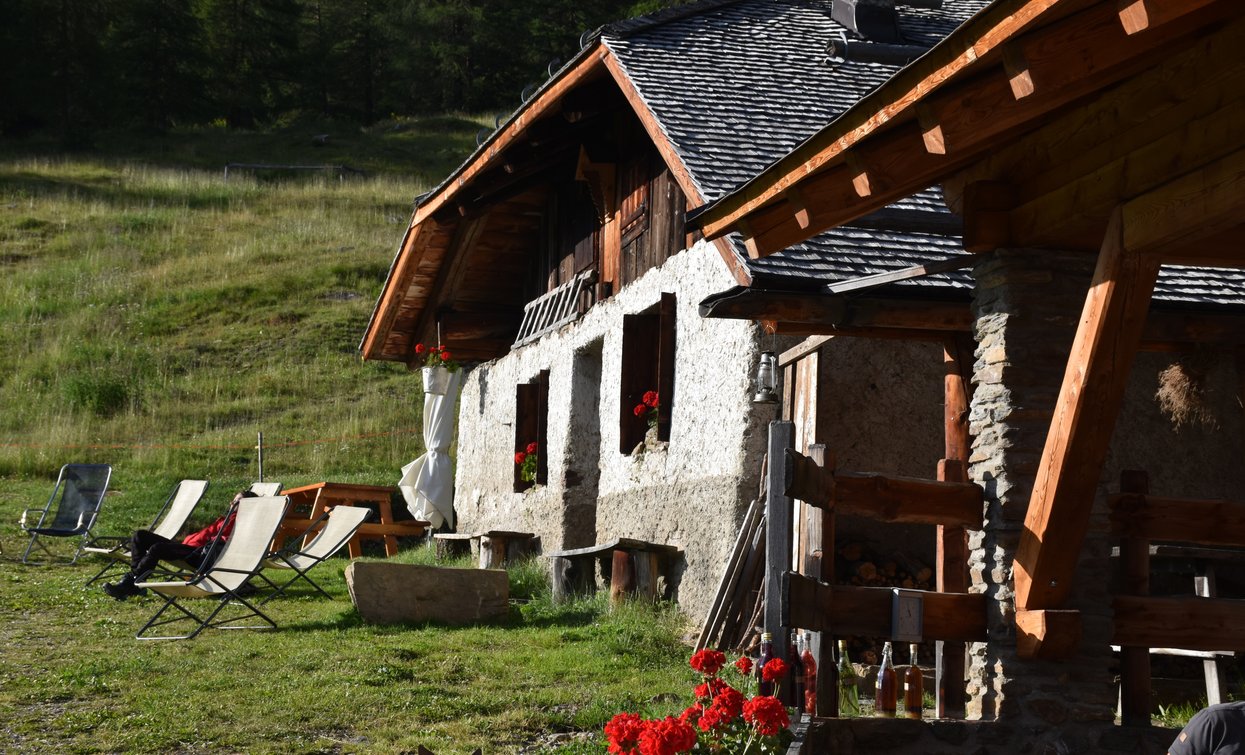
875,641,897,717
903,643,924,720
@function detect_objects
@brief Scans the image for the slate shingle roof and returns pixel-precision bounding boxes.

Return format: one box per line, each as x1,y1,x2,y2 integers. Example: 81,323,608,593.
600,0,1245,308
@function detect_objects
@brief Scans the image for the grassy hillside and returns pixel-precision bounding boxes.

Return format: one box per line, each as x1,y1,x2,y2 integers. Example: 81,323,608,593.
0,119,485,528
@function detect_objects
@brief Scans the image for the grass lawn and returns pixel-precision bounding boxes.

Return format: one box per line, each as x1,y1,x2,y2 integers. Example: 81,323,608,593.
0,130,695,754
0,532,694,754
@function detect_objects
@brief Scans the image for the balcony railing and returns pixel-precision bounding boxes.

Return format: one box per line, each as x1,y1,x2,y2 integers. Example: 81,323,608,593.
512,269,598,348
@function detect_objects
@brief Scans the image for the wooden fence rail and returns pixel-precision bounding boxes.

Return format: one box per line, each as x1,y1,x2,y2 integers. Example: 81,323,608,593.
775,425,987,719
1113,469,1245,725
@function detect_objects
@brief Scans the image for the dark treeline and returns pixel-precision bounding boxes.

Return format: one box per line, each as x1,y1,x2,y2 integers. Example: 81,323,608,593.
0,0,685,143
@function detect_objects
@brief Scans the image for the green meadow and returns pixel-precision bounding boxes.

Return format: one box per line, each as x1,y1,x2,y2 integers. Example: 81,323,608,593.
0,123,693,753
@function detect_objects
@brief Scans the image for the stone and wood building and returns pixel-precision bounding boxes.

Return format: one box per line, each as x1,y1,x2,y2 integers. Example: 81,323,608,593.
360,0,991,621
693,0,1245,751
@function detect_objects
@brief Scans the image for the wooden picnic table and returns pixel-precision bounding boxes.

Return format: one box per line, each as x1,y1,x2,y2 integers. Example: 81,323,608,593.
275,482,427,558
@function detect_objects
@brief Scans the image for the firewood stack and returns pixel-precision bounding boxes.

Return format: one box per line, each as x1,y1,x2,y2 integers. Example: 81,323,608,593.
838,542,934,591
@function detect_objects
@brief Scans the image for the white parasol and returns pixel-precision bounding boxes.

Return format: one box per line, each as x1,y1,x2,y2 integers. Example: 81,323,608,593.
398,369,462,529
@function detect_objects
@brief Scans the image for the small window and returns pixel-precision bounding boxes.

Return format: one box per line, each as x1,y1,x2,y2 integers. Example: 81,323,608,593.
619,292,676,453
515,370,549,491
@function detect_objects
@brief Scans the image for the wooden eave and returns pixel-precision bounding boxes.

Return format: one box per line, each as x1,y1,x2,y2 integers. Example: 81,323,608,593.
690,0,1239,260
361,41,747,364
686,0,1245,659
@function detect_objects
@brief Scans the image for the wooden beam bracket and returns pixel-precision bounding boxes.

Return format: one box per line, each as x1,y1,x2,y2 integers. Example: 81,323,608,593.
1016,608,1083,660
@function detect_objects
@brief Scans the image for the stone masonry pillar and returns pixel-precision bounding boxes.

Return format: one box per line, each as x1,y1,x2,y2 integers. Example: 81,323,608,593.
965,250,1119,743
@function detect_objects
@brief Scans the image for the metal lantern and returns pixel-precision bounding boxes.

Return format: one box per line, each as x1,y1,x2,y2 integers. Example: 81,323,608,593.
752,351,779,404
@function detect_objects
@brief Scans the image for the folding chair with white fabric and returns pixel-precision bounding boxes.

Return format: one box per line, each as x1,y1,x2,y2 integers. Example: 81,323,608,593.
134,496,288,640
83,479,210,585
248,481,283,497
255,505,370,603
20,464,113,565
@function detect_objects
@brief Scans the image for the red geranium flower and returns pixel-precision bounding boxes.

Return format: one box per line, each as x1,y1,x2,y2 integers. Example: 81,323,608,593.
642,390,659,407
526,441,539,454
414,343,426,354
743,694,790,736
633,403,647,417
605,712,645,754
734,656,753,675
514,451,527,465
678,704,702,726
712,685,745,719
637,716,696,755
761,657,788,683
440,350,451,361
689,648,726,676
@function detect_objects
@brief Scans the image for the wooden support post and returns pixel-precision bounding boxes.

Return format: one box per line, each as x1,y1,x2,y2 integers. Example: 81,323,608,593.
806,445,837,718
937,334,973,719
1118,470,1152,726
1195,567,1227,705
767,421,795,703
610,550,636,606
1014,207,1160,610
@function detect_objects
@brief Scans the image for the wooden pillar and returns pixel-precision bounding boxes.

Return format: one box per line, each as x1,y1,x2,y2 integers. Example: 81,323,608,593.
937,335,973,718
1014,207,1161,611
1118,470,1152,726
611,550,636,606
766,421,795,700
806,444,838,718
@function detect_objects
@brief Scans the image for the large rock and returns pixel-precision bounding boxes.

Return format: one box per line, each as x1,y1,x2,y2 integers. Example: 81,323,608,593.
345,562,509,625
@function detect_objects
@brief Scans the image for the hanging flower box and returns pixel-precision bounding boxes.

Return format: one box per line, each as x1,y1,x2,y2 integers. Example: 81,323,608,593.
422,366,452,395
416,343,460,395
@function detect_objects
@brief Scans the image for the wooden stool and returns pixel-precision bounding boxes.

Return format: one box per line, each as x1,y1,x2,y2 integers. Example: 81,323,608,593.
546,538,680,604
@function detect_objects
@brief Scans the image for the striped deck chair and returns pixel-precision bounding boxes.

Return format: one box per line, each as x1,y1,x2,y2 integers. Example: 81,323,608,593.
83,479,210,585
134,496,288,640
256,505,370,603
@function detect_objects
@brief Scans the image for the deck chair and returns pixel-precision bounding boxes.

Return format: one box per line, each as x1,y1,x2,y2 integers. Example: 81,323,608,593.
255,505,371,603
248,481,283,496
134,496,288,640
82,479,210,585
20,464,113,564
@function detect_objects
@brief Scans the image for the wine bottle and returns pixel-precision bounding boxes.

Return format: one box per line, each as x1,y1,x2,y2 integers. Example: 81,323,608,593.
903,643,924,720
803,637,819,715
757,632,774,696
836,640,859,715
875,641,897,717
789,632,805,713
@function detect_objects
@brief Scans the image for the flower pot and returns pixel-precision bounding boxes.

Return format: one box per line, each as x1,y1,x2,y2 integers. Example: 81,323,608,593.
422,366,452,395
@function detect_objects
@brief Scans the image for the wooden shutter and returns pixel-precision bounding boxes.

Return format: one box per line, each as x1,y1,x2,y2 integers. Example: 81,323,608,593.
536,370,549,485
656,292,677,442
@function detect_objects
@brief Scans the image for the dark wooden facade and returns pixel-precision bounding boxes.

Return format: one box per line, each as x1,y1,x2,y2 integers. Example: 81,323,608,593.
361,51,715,367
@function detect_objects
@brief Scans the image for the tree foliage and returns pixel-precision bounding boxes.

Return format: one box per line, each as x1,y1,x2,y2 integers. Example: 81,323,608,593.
1,0,692,141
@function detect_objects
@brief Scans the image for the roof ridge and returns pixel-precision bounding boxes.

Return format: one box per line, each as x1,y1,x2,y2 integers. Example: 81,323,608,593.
593,0,749,41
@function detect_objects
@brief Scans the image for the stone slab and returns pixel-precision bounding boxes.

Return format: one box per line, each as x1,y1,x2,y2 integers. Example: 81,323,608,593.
345,562,509,625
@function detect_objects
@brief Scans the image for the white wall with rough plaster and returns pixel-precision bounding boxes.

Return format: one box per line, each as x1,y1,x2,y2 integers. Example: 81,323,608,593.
452,240,772,621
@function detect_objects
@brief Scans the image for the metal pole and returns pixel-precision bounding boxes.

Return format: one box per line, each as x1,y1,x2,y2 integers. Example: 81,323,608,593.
256,431,264,482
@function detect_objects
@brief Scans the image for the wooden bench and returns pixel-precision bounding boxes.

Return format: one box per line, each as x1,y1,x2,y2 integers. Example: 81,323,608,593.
546,538,681,603
276,482,428,558
432,530,537,568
